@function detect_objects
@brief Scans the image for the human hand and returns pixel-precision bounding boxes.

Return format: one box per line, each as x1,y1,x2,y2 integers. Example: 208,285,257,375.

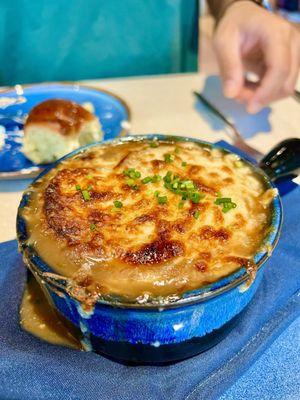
214,1,300,113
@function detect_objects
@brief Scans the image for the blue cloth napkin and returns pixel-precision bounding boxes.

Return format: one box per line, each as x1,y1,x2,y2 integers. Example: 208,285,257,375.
0,143,299,400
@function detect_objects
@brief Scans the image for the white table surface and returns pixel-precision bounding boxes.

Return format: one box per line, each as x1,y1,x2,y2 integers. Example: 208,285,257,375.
0,72,299,242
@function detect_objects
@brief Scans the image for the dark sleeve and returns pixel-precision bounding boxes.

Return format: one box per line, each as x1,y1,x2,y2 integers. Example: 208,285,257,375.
206,0,234,20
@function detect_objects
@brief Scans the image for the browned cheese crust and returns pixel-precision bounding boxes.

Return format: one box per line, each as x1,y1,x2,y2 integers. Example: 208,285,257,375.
22,140,275,301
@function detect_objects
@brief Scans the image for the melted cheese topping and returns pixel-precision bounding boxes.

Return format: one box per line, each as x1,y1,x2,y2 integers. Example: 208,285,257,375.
21,139,275,302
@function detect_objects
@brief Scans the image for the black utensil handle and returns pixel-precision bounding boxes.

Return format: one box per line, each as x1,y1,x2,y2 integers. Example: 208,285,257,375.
259,138,300,181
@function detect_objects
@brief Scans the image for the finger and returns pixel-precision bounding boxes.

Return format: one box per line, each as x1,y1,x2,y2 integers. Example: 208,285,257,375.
241,46,266,78
236,62,266,103
247,35,291,113
284,31,300,95
236,81,258,103
214,27,244,99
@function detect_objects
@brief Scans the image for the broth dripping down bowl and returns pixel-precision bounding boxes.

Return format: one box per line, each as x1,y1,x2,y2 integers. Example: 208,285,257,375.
16,135,300,364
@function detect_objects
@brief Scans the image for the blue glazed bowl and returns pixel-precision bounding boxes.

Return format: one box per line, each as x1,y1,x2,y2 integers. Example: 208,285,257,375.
17,134,283,364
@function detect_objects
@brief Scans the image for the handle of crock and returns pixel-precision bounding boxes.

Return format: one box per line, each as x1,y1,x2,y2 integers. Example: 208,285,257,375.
258,138,300,182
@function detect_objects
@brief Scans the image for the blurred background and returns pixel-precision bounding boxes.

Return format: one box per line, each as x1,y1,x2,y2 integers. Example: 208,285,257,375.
0,0,299,86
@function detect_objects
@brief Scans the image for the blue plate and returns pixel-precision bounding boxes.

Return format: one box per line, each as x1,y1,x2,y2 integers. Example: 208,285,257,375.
0,83,130,179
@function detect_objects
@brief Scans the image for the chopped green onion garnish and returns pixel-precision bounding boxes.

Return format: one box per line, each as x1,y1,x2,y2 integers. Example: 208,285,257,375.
82,190,91,201
152,174,162,182
193,211,200,220
181,161,187,167
157,196,167,205
154,190,160,197
75,184,81,191
142,176,153,184
123,168,141,179
164,154,174,163
126,178,135,186
215,197,232,205
87,185,93,191
185,181,194,190
214,196,237,213
124,168,134,175
190,192,201,204
149,141,159,148
181,192,189,200
222,207,231,213
178,201,184,209
164,171,172,183
223,202,237,212
86,174,93,179
162,171,205,206
114,200,123,208
90,223,96,231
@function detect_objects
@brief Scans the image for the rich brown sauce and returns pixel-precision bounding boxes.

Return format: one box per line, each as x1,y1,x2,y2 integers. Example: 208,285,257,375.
20,275,82,349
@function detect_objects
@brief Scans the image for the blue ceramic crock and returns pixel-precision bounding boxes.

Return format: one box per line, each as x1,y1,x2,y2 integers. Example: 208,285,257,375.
17,134,290,364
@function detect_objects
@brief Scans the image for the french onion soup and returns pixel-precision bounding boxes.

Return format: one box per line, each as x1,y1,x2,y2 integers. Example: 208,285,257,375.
20,139,277,305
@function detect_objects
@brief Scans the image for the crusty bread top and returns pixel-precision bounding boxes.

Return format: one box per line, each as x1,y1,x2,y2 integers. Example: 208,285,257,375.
25,99,95,136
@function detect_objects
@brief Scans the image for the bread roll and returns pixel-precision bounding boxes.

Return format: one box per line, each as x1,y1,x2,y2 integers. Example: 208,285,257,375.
23,99,102,164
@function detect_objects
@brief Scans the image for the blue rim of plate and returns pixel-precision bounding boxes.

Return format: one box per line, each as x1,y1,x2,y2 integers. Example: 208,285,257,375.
0,82,131,180
17,134,283,310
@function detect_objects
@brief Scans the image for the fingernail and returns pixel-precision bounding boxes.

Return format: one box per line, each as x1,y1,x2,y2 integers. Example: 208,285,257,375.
224,80,238,98
247,101,262,114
